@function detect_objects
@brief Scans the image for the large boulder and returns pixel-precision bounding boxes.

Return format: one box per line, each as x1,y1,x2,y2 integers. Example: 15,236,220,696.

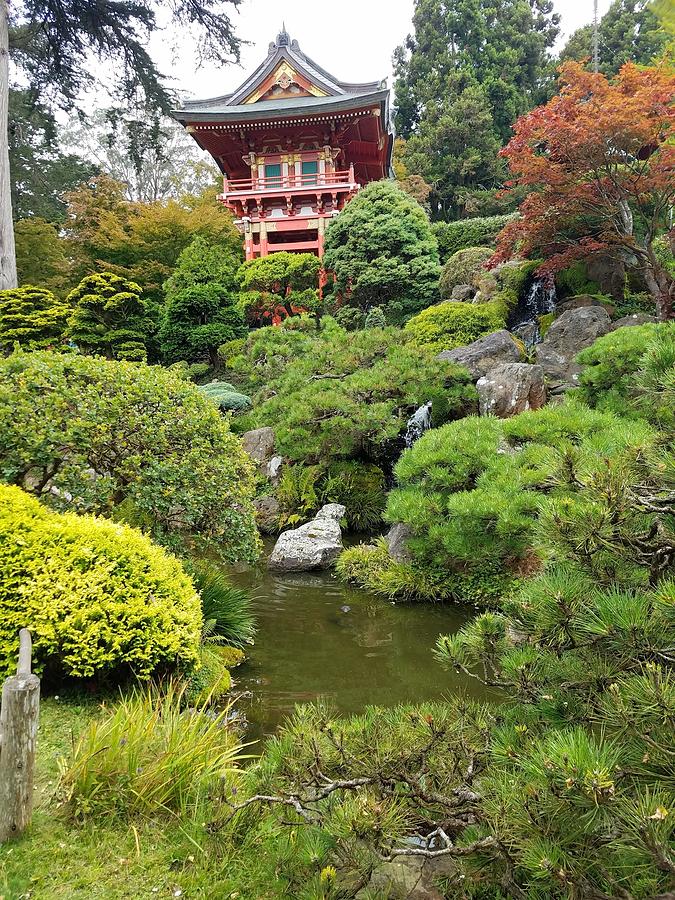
611,313,658,331
268,504,346,572
586,253,626,301
556,294,615,317
437,329,521,379
477,363,546,418
536,307,612,390
450,284,475,302
241,427,275,467
385,523,415,563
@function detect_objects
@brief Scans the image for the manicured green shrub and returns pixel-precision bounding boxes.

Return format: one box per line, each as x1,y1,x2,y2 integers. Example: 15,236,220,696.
439,246,493,298
159,236,246,366
364,306,386,329
576,322,675,426
198,381,252,412
384,400,656,587
238,252,320,326
323,180,441,324
0,485,202,680
333,306,365,331
404,300,507,353
432,214,516,262
66,272,153,362
0,285,70,351
58,683,243,820
0,351,260,563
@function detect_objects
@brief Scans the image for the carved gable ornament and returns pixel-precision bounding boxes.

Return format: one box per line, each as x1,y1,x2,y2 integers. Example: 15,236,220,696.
244,62,329,104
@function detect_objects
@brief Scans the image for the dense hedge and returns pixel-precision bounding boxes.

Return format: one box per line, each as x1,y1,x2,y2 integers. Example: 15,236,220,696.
0,485,202,680
432,214,516,262
0,351,259,563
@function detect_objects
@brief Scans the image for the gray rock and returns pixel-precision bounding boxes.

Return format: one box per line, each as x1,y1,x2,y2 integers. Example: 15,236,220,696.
536,307,612,387
512,322,540,350
556,294,615,317
611,313,659,330
265,454,283,485
241,427,276,467
586,253,626,301
385,523,415,563
450,283,475,302
355,855,457,900
268,503,346,572
477,363,546,418
437,329,521,379
252,496,280,534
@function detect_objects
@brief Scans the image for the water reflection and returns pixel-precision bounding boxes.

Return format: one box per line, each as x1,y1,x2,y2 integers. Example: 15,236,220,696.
229,560,490,743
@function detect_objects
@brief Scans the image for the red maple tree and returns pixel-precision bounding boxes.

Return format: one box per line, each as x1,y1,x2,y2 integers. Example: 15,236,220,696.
492,61,675,320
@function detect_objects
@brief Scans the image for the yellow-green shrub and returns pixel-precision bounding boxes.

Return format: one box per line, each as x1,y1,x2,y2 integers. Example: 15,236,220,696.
0,485,202,680
404,300,506,353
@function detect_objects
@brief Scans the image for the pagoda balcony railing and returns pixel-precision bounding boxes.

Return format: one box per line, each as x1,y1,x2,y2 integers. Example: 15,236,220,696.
221,168,356,196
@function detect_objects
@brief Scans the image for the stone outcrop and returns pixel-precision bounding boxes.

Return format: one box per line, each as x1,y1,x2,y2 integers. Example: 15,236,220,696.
437,330,521,380
252,495,280,534
536,307,612,390
355,855,457,900
477,363,546,418
241,427,282,484
385,523,415,563
611,313,659,330
450,284,475,302
586,253,626,301
556,294,615,317
268,504,346,572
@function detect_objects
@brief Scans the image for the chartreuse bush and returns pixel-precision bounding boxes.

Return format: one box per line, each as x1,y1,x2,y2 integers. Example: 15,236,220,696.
0,285,70,351
0,485,202,681
0,351,260,563
404,299,507,353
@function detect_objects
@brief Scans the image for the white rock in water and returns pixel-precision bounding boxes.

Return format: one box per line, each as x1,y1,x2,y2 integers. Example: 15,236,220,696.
268,504,346,572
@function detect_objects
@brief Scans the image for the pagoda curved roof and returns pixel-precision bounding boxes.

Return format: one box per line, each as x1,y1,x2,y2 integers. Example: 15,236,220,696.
173,27,387,120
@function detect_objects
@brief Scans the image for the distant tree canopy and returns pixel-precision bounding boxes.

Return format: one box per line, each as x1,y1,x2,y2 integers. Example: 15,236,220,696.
561,0,668,76
323,181,441,324
8,89,96,222
393,0,560,219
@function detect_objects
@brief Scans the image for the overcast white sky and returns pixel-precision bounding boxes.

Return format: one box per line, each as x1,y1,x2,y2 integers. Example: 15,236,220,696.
152,0,613,103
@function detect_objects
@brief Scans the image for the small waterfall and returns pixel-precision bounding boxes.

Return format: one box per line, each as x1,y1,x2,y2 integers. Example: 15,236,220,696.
509,276,557,349
405,401,433,448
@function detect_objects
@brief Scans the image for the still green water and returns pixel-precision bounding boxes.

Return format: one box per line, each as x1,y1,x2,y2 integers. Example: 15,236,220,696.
230,561,490,743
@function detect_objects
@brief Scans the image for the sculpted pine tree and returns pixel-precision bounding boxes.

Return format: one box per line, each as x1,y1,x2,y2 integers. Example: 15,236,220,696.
67,272,153,361
0,0,241,288
0,285,70,350
493,62,675,320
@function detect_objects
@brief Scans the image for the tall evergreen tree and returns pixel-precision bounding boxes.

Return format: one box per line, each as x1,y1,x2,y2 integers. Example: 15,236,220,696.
394,0,559,220
560,0,668,76
0,0,242,289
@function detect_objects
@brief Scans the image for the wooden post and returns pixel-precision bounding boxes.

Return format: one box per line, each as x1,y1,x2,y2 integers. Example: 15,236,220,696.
0,629,40,842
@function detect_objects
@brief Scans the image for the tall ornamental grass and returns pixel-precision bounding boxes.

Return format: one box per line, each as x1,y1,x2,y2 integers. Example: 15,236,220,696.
59,683,247,820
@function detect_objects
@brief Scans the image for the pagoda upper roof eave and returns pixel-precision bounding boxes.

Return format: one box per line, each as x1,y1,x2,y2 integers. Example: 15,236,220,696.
172,88,390,125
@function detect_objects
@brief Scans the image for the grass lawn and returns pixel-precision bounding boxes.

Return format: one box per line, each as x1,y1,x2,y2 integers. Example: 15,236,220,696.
0,697,283,900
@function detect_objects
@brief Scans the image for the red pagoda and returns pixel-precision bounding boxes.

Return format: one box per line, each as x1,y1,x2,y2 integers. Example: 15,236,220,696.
173,28,393,260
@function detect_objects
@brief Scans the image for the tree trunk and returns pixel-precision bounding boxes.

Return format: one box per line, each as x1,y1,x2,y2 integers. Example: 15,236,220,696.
0,0,17,290
644,246,674,322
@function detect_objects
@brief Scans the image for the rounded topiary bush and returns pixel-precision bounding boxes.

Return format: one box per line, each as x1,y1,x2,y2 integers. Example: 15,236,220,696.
440,247,493,299
404,300,507,353
0,485,202,680
0,350,259,563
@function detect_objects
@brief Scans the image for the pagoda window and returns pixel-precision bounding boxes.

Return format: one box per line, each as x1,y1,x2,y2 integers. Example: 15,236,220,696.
301,160,318,185
264,163,282,185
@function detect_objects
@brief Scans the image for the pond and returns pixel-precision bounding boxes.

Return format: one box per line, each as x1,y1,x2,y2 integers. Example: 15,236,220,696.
230,559,492,744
